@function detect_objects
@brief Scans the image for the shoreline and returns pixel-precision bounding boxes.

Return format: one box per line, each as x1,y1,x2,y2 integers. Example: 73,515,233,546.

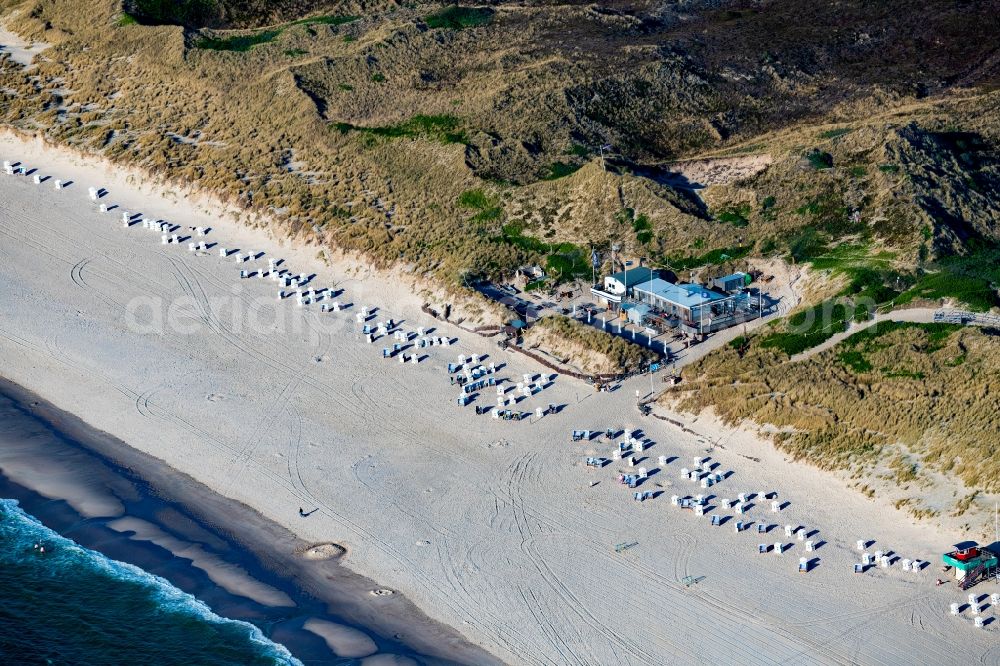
0,375,498,666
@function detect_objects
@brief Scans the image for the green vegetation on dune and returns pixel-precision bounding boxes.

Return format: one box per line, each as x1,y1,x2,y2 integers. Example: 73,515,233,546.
458,188,492,210
524,277,548,292
793,193,849,229
760,298,872,356
808,244,897,273
194,14,357,51
663,245,752,271
899,272,996,311
806,149,834,170
542,162,582,180
896,244,1000,311
809,244,906,303
804,241,1000,313
632,214,653,244
458,188,503,222
498,222,550,254
819,127,852,140
545,248,590,281
494,222,590,282
616,208,654,245
780,191,867,264
714,203,751,228
196,30,281,51
424,6,494,30
759,241,998,357
776,216,995,314
837,348,872,372
785,227,826,264
334,115,467,145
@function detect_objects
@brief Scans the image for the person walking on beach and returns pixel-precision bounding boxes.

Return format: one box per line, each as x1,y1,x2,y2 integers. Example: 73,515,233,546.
298,507,305,517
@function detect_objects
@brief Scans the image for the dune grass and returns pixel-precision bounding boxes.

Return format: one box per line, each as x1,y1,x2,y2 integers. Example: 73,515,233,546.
529,315,657,373
632,213,653,244
616,208,654,245
4,0,1000,304
289,15,358,28
669,322,1000,492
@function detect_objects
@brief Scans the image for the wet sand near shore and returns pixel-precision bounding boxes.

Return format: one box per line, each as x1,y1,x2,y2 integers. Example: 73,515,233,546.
0,376,500,665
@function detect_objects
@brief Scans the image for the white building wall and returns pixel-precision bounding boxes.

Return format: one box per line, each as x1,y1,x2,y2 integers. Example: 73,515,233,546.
603,277,626,295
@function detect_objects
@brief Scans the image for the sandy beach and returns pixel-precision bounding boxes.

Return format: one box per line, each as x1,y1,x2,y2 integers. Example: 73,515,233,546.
1,130,998,664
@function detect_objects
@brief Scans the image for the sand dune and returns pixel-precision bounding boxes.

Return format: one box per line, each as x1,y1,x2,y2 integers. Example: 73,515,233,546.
0,24,48,68
1,131,997,664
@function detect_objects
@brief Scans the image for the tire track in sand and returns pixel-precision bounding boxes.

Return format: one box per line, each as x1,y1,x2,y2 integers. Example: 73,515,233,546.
504,451,655,664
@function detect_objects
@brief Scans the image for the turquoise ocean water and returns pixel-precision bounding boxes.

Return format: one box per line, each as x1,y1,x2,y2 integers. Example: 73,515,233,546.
0,498,301,665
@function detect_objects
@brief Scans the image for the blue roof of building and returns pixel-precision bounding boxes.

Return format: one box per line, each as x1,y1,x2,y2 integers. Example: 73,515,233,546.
609,267,657,288
633,279,727,308
716,272,748,283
